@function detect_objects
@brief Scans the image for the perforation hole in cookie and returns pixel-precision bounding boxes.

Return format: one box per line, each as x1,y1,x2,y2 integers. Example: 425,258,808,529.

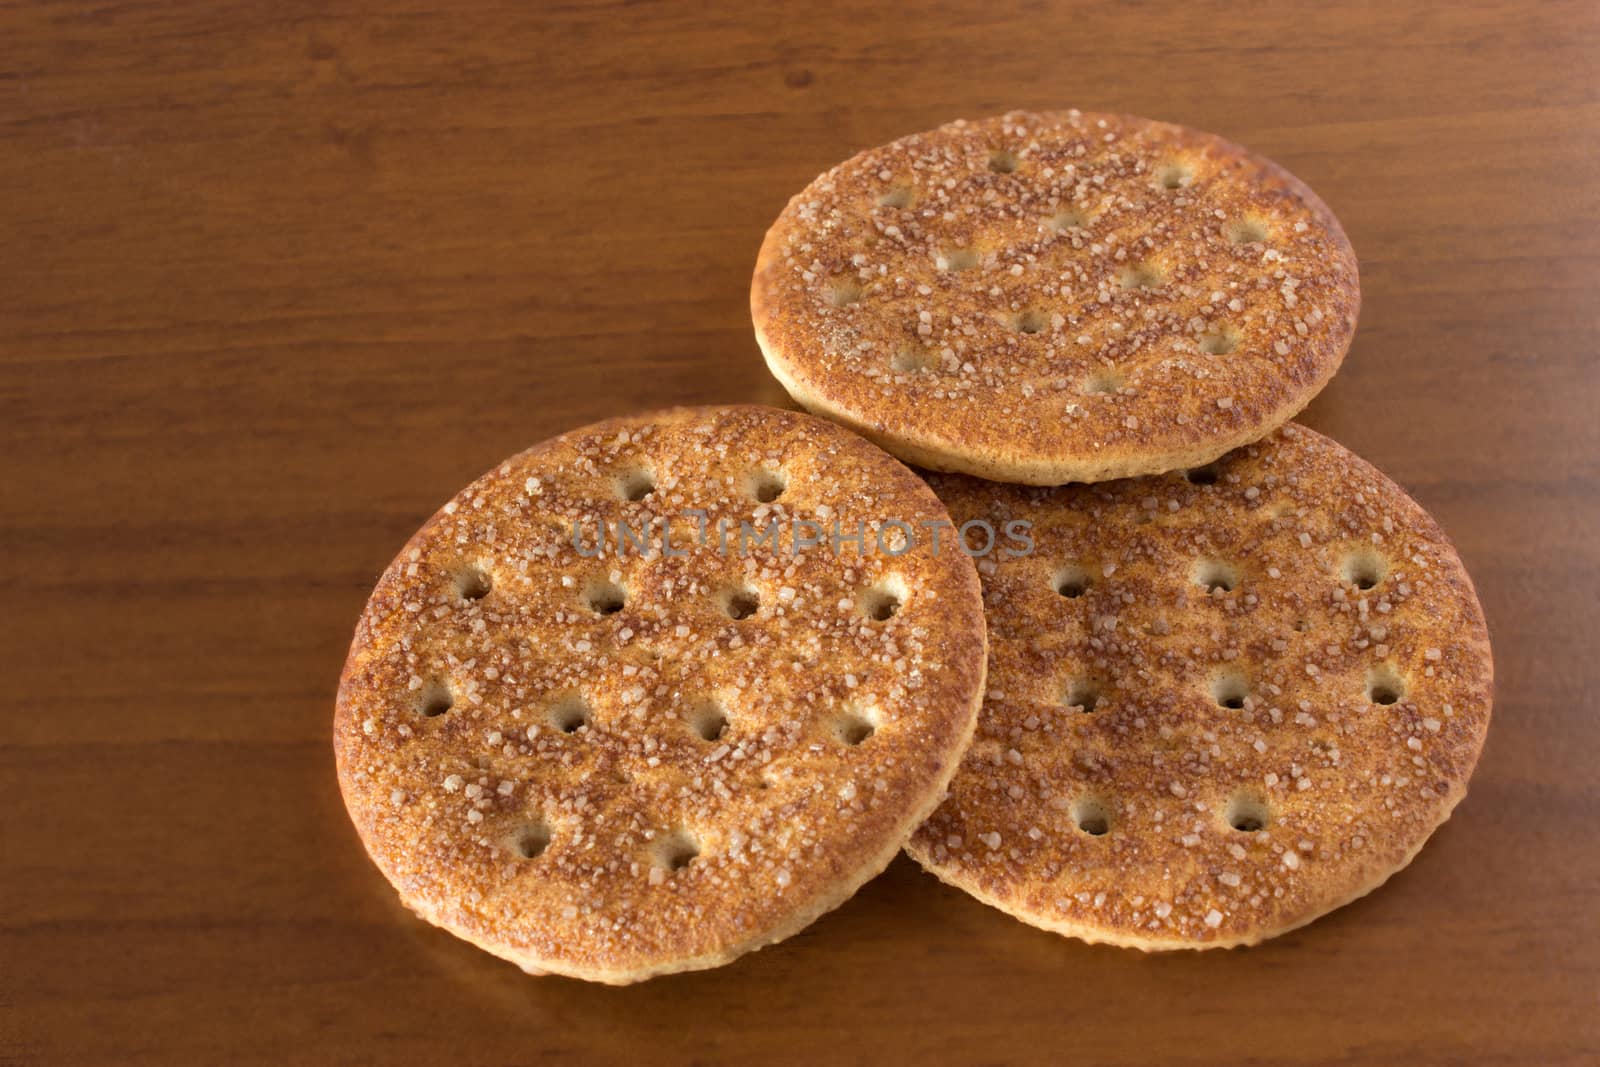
835,706,879,746
1072,796,1112,836
1154,160,1194,190
1082,370,1124,395
549,694,592,734
1119,262,1166,290
1054,564,1092,599
650,828,700,872
936,247,980,272
1367,663,1405,706
1226,793,1271,833
878,186,914,209
1199,326,1240,355
890,346,937,374
1011,309,1049,335
1064,678,1102,714
583,577,627,616
507,820,551,861
416,681,454,719
988,148,1018,173
1051,208,1090,231
748,468,788,504
1193,559,1239,594
721,585,761,620
1185,464,1221,486
859,579,904,622
1341,548,1387,591
826,276,866,307
453,564,492,602
687,698,729,742
616,468,656,502
1226,216,1271,245
1211,671,1250,710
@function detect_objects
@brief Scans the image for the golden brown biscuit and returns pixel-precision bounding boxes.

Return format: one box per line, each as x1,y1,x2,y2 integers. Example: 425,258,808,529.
335,405,986,982
907,424,1491,948
752,110,1360,483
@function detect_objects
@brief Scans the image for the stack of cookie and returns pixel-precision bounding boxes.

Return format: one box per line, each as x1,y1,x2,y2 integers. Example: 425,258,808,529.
335,111,1492,981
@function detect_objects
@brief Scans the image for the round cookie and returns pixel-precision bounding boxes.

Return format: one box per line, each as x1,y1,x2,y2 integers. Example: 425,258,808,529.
751,110,1360,484
335,405,986,983
907,424,1492,949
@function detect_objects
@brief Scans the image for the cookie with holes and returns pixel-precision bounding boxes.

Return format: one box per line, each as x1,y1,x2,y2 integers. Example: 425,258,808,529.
751,110,1360,484
906,424,1492,949
335,405,987,982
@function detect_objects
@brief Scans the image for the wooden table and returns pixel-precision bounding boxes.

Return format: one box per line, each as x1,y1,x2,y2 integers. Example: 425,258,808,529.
5,1,1597,1063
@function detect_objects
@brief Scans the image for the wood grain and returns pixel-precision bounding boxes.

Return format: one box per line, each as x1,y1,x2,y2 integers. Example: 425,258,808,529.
3,1,1597,1063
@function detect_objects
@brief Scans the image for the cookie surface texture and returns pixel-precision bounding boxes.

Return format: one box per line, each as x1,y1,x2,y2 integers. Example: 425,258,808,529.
335,405,987,982
751,110,1360,483
907,424,1491,948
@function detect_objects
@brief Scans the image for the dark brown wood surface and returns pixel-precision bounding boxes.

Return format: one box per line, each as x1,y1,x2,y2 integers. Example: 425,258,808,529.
4,1,1597,1063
